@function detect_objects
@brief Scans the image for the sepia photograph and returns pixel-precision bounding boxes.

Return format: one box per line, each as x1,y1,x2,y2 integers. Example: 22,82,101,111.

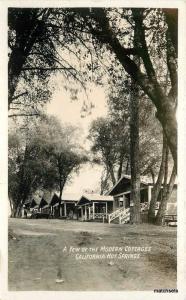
0,1,185,297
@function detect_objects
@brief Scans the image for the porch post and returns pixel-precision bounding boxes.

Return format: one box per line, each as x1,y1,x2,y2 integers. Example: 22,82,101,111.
148,186,152,204
123,194,125,208
60,205,62,217
88,206,91,220
64,202,67,217
105,202,108,218
81,207,83,220
113,197,115,211
93,202,95,220
84,205,87,221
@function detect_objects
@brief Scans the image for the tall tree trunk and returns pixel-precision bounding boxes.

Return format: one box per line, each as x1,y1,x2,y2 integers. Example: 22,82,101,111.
9,197,14,217
100,168,110,195
129,12,141,224
8,9,50,107
108,163,116,185
155,165,176,225
59,174,65,217
148,134,168,222
59,183,65,202
12,144,28,218
163,144,169,195
125,157,130,174
117,155,124,180
11,201,19,218
15,203,22,218
130,83,141,224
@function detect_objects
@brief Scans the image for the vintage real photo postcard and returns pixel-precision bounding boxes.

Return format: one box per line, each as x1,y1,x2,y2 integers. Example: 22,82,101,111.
0,0,186,299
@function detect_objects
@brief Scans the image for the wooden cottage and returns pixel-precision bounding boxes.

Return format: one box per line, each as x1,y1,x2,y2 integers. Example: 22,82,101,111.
50,192,81,219
50,193,60,218
107,175,152,209
39,190,53,214
77,194,114,221
107,174,177,224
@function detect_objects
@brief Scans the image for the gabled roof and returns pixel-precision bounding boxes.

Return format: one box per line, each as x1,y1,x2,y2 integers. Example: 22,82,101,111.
30,190,44,207
39,190,54,208
28,190,54,208
107,174,177,196
77,193,113,206
50,193,60,206
107,174,152,196
39,197,48,209
55,192,81,202
42,190,54,204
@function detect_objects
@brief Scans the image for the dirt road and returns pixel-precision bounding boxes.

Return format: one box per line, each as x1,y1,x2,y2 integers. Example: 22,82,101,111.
8,218,177,291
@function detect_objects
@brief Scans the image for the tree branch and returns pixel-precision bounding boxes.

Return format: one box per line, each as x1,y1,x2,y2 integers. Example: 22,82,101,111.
86,8,177,167
11,92,28,101
8,113,39,118
22,67,74,71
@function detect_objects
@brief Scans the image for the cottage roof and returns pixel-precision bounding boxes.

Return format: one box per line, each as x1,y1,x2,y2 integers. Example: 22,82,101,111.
43,190,54,204
55,192,81,202
107,174,177,196
38,191,53,208
30,190,44,207
107,175,152,196
27,189,54,208
50,193,60,206
77,193,113,206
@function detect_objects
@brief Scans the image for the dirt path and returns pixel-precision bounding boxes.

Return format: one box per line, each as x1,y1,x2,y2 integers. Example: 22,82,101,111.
8,219,177,291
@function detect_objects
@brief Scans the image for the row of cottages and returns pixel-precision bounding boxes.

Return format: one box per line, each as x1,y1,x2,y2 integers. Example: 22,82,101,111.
25,191,82,219
50,193,114,220
24,190,113,220
23,175,177,223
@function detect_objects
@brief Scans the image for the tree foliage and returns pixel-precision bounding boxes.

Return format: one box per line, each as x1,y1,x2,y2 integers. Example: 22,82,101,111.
89,80,163,194
8,8,178,168
8,8,92,116
8,116,87,216
89,117,129,187
63,7,177,166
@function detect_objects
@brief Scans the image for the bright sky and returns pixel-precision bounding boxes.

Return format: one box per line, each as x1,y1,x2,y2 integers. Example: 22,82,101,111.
47,82,108,134
46,80,108,194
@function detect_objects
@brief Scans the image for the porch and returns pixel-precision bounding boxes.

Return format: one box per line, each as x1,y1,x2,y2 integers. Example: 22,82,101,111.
77,194,113,222
112,186,153,210
50,201,77,219
50,192,79,219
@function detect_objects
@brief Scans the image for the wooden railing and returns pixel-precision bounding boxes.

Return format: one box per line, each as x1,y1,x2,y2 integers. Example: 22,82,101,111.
108,202,152,225
140,202,159,212
87,202,161,223
119,208,130,224
108,207,126,224
89,212,106,220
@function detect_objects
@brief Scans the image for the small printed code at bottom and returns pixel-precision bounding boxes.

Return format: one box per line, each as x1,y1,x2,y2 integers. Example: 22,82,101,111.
154,289,178,293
